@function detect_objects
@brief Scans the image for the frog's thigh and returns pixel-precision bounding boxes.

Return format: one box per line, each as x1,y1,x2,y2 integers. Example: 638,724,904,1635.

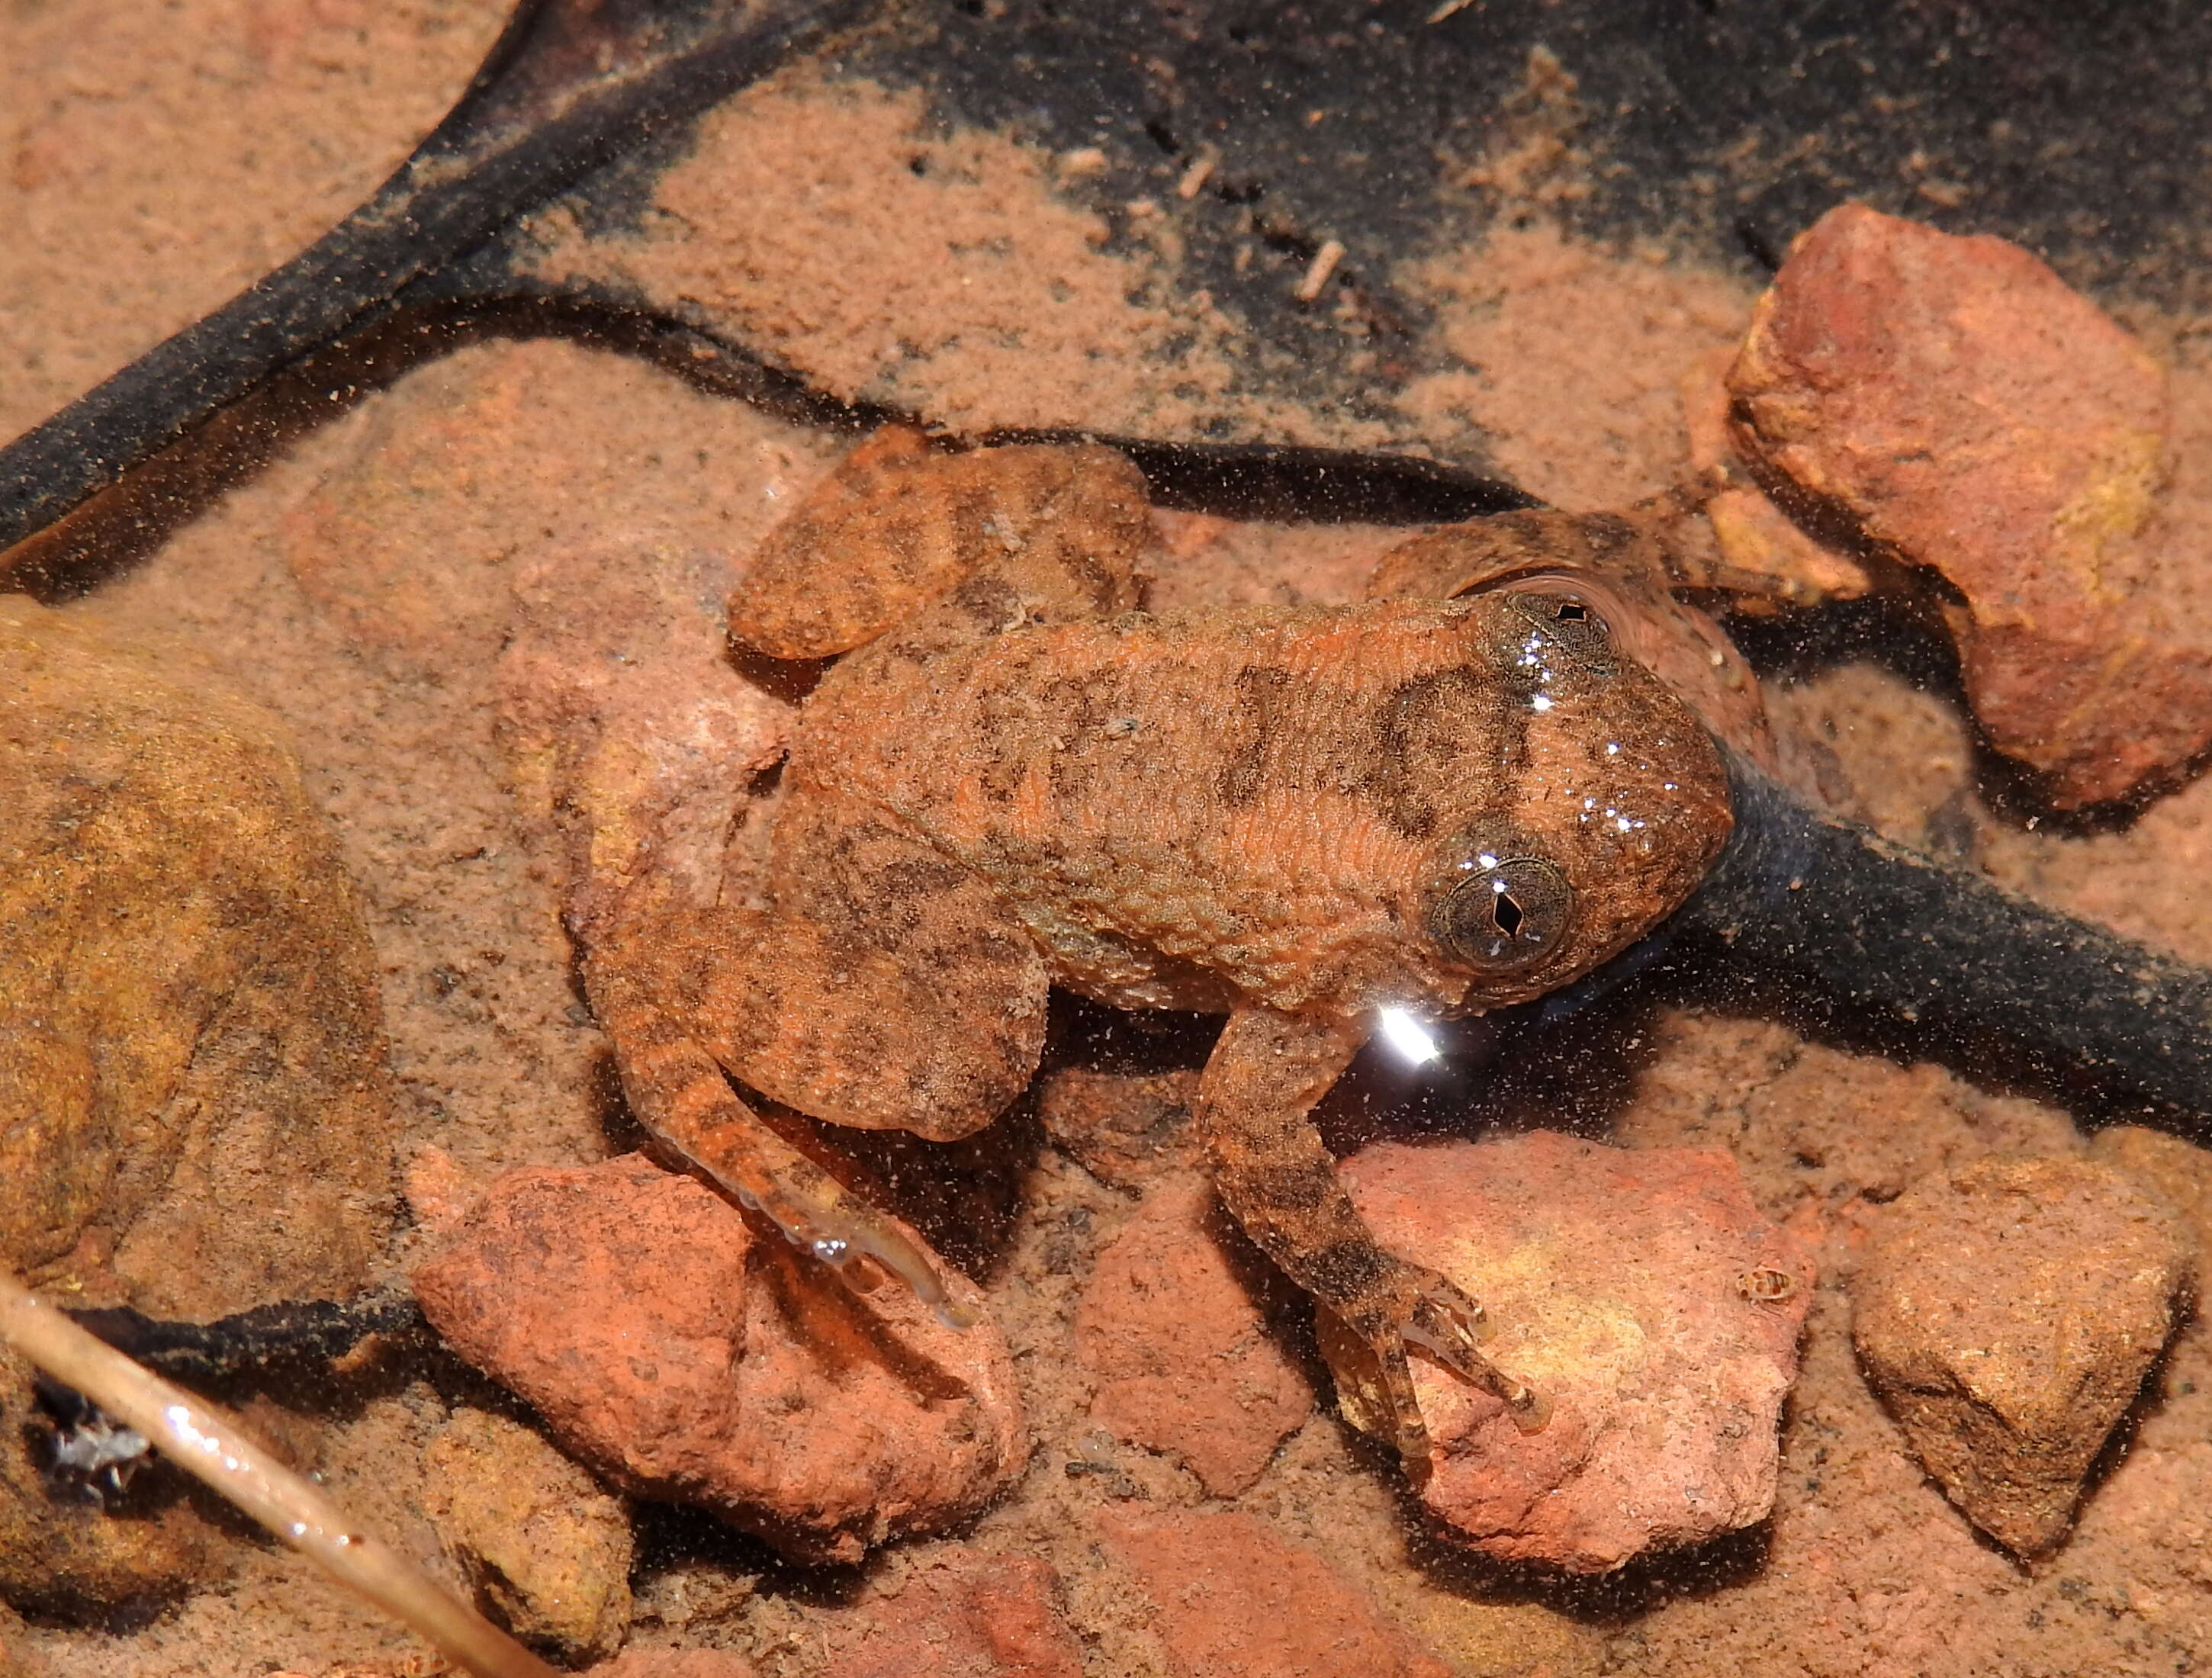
639,809,1050,1143
735,436,1150,660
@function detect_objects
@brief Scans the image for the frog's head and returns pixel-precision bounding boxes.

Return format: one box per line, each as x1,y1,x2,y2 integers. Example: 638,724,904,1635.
1410,576,1735,1010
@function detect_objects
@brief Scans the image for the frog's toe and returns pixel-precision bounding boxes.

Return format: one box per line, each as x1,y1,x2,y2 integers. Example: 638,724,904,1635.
1371,1332,1439,1474
1402,1272,1551,1435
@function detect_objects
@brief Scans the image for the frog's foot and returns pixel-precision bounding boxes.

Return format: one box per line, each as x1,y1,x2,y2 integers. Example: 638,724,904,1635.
1400,1270,1551,1432
1199,1007,1549,1475
583,953,977,1330
1347,1263,1548,1475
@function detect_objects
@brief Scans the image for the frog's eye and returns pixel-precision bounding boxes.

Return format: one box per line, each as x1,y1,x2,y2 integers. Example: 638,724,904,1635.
1504,581,1619,672
1430,853,1575,970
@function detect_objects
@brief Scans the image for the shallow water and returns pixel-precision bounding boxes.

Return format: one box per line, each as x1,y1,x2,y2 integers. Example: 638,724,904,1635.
7,5,2212,1676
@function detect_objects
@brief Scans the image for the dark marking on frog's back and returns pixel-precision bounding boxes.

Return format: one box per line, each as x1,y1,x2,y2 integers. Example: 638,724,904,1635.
948,569,1024,635
1217,664,1296,807
782,813,969,950
957,639,1063,804
1361,664,1520,840
1045,667,1140,802
1043,522,1122,600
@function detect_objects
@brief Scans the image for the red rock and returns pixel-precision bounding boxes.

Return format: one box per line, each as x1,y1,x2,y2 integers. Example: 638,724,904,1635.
826,1545,1085,1678
1850,1154,2193,1556
1074,1177,1313,1495
1324,1132,1813,1574
1095,1507,1453,1678
1728,203,2210,806
496,537,789,947
411,1153,1026,1564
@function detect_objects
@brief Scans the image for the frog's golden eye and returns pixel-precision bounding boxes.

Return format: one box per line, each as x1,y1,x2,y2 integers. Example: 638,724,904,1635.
1430,852,1575,970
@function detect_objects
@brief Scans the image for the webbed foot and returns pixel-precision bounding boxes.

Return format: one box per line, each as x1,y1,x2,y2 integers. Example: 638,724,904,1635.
1358,1265,1549,1474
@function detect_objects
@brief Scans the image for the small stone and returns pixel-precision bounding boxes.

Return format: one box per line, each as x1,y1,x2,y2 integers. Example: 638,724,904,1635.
1411,1594,1602,1678
1677,344,1873,608
1037,1067,1203,1189
824,1545,1085,1678
1728,204,2209,806
422,1408,634,1660
496,535,788,947
412,1154,1026,1564
1850,1154,2194,1556
1095,1507,1453,1678
1074,1177,1313,1495
1323,1132,1813,1574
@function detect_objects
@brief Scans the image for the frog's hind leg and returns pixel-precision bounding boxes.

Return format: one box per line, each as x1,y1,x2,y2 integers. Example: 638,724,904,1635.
1198,1007,1548,1472
583,953,978,1328
683,796,1054,1140
733,429,1152,662
587,797,1051,1321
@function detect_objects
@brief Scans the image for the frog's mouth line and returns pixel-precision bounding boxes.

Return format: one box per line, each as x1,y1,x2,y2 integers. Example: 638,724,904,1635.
1555,745,2212,1142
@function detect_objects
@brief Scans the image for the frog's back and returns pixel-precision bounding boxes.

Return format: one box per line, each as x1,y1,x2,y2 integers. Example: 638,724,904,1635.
800,598,1500,852
793,594,1725,1012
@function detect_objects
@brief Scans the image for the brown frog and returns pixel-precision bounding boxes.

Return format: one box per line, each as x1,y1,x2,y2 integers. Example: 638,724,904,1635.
585,429,1735,1469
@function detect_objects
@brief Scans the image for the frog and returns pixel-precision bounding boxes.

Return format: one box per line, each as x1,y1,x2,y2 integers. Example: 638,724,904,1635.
583,426,1735,1471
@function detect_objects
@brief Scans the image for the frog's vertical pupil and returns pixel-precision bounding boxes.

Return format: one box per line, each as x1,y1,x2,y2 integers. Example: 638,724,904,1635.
1432,853,1574,971
1491,891,1525,937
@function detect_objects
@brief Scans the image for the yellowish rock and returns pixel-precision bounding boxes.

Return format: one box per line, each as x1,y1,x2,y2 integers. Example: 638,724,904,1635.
423,1408,635,1659
0,599,396,1609
1851,1155,2194,1555
0,598,394,1313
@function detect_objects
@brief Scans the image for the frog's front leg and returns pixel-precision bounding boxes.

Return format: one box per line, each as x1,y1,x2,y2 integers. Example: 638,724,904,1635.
1198,1007,1548,1471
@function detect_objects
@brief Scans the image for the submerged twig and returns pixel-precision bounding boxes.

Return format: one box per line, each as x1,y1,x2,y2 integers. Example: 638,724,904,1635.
0,1268,557,1678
